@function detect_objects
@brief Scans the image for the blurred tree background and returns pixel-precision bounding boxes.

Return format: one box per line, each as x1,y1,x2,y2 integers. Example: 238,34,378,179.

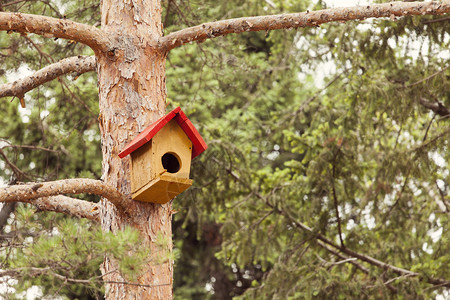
0,0,448,299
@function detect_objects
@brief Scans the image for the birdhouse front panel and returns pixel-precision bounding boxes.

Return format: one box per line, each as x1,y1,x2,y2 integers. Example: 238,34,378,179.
150,119,192,180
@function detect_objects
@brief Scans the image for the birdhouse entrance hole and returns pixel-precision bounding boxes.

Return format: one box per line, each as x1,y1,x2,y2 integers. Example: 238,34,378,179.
162,152,181,173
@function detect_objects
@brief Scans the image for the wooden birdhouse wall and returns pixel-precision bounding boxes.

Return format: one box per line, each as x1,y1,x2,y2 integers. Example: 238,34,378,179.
130,119,192,196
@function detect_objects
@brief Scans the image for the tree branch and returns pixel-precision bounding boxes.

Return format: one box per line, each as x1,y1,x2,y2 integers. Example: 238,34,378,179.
0,56,96,99
0,12,110,52
418,98,450,117
33,195,100,222
0,148,34,181
0,203,16,230
159,1,450,51
0,179,127,212
331,158,344,247
0,267,171,287
280,207,450,287
422,15,450,23
407,65,450,88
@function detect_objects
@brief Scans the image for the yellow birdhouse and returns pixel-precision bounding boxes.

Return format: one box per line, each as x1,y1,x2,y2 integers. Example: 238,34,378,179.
118,107,207,204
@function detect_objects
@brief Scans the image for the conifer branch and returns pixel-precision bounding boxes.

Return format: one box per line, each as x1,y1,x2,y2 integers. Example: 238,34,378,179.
280,207,450,287
0,56,96,100
0,179,128,212
407,65,450,88
159,1,450,51
0,12,110,52
214,159,450,287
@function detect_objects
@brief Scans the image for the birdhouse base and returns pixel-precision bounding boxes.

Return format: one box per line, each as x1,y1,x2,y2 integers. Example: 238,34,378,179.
132,175,193,204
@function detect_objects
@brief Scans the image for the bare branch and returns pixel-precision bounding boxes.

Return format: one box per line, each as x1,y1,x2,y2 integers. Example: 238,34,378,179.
418,98,450,117
159,1,450,51
0,179,127,212
33,195,100,222
0,56,96,99
422,15,450,23
0,12,110,52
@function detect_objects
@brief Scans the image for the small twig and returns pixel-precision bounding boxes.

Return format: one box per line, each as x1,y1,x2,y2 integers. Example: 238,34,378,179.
411,127,450,153
383,274,415,286
280,71,344,126
406,65,450,88
0,148,34,181
0,139,59,153
0,267,170,288
331,158,344,247
330,139,345,247
383,170,410,223
1,0,27,8
250,209,274,229
434,181,448,213
422,16,450,24
422,114,437,142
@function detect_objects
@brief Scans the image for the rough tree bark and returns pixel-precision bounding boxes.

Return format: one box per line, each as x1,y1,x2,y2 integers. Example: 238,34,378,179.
96,0,172,298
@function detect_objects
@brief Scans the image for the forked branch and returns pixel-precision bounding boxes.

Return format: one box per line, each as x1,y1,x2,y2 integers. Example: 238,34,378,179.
160,1,450,51
0,12,110,52
0,179,127,212
0,56,96,99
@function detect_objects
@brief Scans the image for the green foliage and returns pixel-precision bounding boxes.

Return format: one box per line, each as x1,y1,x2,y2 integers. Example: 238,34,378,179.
166,0,449,298
2,205,148,298
0,0,449,299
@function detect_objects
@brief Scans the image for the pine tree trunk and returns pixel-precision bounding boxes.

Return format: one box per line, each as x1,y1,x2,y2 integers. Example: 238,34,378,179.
96,0,172,298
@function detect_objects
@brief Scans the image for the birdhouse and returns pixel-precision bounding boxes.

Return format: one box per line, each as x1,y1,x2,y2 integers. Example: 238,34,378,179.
118,107,207,204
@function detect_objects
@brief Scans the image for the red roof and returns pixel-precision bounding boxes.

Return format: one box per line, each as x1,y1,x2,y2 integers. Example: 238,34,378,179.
118,107,207,159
